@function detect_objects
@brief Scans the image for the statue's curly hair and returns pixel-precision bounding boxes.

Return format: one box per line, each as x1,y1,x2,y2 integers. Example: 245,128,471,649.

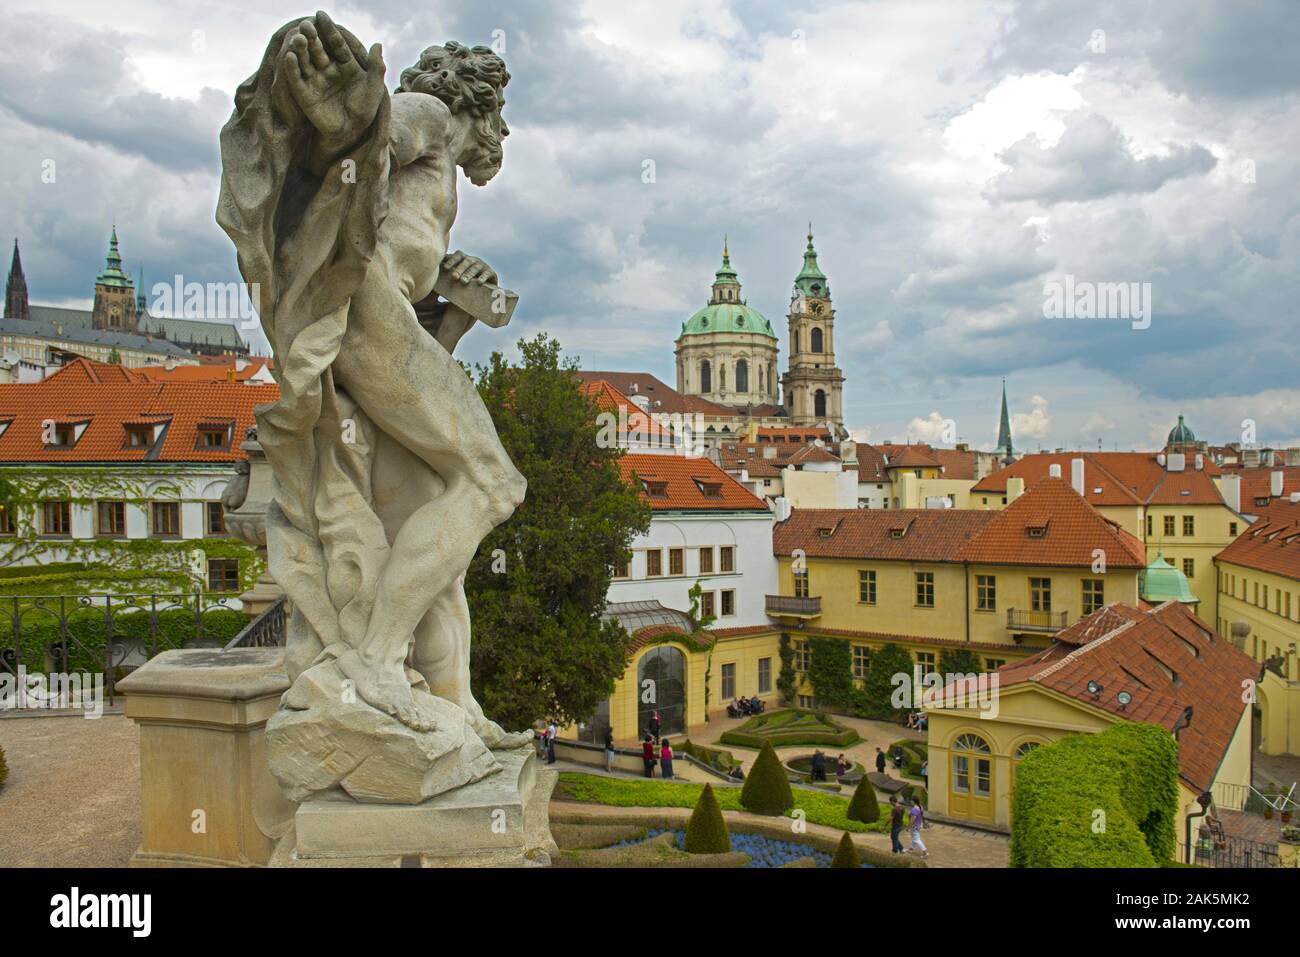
397,41,510,117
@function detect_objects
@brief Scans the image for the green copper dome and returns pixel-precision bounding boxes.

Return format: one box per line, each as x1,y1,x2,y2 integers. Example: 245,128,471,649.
681,301,777,339
95,226,133,290
679,239,777,340
1167,414,1195,446
1140,549,1198,605
793,224,829,299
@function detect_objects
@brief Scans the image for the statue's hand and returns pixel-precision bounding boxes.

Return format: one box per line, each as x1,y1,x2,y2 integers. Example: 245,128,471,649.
281,12,386,151
442,251,498,286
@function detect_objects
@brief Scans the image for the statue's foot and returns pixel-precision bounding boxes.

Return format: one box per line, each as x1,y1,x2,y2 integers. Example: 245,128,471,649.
335,650,439,733
472,715,534,751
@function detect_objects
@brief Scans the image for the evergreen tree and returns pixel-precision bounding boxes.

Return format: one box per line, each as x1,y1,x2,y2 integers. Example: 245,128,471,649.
466,334,651,730
846,775,881,823
684,783,730,853
741,741,794,815
830,831,861,868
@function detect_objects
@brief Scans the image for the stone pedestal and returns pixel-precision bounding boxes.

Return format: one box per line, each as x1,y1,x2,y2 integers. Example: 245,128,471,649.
270,748,559,867
118,648,296,867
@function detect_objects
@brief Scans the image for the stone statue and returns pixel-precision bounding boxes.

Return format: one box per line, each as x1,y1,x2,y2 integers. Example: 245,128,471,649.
217,12,532,805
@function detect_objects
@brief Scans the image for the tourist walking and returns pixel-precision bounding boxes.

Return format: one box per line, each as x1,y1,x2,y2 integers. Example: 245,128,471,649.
642,734,656,777
875,747,886,775
888,796,905,854
660,739,674,780
908,795,928,857
546,718,558,765
603,726,615,772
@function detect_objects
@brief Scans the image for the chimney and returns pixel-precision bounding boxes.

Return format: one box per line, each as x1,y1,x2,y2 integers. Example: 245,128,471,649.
1048,464,1062,478
1007,476,1026,503
1220,473,1241,513
1194,453,1204,471
1166,452,1186,472
1157,453,1166,467
1271,470,1284,498
1071,457,1085,495
1290,492,1300,503
772,497,792,522
763,445,777,460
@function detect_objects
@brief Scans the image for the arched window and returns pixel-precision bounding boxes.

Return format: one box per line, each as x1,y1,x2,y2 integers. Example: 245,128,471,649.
700,360,711,394
638,646,686,736
811,327,824,353
814,389,827,418
769,362,777,396
954,734,992,753
1013,741,1040,761
758,364,764,393
735,359,749,393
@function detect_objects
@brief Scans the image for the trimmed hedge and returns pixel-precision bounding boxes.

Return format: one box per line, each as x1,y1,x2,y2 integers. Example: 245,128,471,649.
847,776,881,824
830,831,861,868
6,607,248,674
679,739,742,774
684,784,730,853
741,742,794,815
1010,723,1179,867
720,709,861,749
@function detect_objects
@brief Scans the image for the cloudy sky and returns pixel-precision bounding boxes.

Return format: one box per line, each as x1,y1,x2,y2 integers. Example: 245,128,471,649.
2,0,1296,451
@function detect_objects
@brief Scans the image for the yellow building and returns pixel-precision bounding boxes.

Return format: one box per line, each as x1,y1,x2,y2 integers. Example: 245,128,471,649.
971,450,1242,624
924,601,1257,860
767,477,1149,696
1214,502,1300,756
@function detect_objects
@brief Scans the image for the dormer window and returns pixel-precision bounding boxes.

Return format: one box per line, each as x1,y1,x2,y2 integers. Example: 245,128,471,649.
125,427,153,448
1027,525,1047,538
693,479,723,499
45,423,78,447
196,422,233,451
642,480,669,499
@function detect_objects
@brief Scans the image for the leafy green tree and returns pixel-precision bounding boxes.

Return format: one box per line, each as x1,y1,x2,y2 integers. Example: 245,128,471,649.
684,783,731,853
777,633,797,704
107,347,122,364
939,647,983,676
741,741,794,815
830,831,861,868
860,643,915,721
466,334,651,731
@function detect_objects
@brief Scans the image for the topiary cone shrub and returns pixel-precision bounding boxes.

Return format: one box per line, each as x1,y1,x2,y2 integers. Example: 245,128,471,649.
830,831,861,868
684,784,731,854
741,741,794,815
847,776,881,824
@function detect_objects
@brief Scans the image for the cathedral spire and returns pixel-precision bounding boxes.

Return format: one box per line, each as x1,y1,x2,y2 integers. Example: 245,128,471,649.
793,222,828,299
996,379,1016,465
5,238,30,320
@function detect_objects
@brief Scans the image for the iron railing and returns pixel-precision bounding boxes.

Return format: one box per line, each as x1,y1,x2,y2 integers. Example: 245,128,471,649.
1,592,245,706
1006,608,1069,632
1179,837,1282,869
223,597,287,651
765,595,822,617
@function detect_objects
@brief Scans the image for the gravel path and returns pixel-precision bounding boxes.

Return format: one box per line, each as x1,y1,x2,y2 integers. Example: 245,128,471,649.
0,714,140,867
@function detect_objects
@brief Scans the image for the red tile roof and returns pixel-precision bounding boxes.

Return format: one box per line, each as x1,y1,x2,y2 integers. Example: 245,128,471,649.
956,478,1147,568
1227,465,1300,510
135,358,273,383
786,443,840,466
973,451,1226,507
575,371,732,417
774,478,1144,569
883,444,943,470
579,379,670,439
0,358,276,463
619,453,769,512
1215,511,1300,582
980,602,1258,792
773,508,995,562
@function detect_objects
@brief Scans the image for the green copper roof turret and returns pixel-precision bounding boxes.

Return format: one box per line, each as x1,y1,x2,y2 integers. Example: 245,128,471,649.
793,223,829,299
95,225,133,289
1167,413,1196,446
1140,547,1199,604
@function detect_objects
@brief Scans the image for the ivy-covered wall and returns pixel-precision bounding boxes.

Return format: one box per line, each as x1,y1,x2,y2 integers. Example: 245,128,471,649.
1010,722,1180,867
0,466,262,595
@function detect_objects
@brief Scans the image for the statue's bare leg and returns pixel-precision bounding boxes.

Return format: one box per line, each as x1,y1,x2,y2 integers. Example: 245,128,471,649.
330,266,525,731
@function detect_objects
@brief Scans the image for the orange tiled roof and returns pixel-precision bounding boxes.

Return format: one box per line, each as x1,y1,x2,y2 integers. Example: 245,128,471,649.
0,358,276,463
619,452,769,512
718,443,784,479
956,478,1147,568
579,379,670,439
1227,465,1300,510
786,443,840,466
1215,511,1300,582
984,602,1258,792
773,508,995,562
774,478,1144,569
973,451,1226,507
135,358,273,383
883,444,943,470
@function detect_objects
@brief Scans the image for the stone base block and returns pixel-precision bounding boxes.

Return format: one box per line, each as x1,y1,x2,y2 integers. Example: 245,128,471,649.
270,748,558,867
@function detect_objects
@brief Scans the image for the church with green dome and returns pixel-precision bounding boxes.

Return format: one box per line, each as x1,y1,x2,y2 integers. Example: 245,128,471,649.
673,229,845,434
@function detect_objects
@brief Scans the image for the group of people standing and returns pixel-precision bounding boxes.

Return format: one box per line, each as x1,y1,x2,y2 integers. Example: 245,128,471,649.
888,794,928,858
638,710,674,779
